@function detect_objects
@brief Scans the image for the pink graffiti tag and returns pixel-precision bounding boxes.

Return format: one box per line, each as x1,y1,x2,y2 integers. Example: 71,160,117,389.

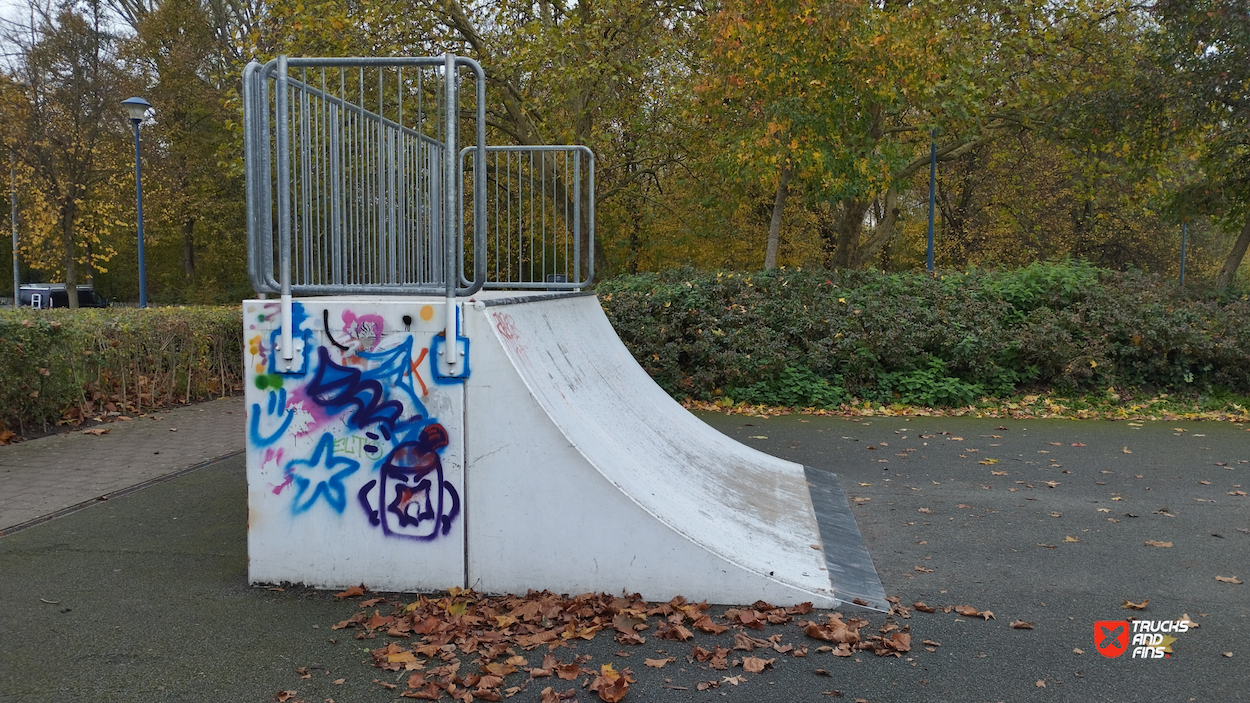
492,312,529,363
342,310,386,352
494,313,520,340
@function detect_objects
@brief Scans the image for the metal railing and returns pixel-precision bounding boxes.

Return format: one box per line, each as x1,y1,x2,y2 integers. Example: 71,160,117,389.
459,145,594,289
242,54,595,371
244,55,486,299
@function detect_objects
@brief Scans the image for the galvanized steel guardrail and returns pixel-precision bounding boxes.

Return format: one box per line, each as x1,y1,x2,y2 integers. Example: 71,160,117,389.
243,54,595,371
459,145,595,290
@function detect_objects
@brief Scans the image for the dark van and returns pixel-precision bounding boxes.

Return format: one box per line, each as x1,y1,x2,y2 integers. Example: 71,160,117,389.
19,284,109,309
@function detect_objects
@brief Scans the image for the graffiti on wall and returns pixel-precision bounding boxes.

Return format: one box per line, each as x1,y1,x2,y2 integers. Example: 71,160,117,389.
246,302,460,540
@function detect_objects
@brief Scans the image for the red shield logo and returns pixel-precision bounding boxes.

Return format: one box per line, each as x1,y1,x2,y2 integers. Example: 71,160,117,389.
1095,620,1129,658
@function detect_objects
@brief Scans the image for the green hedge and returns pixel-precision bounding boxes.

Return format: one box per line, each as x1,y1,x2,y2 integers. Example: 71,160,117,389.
0,306,243,435
597,262,1250,407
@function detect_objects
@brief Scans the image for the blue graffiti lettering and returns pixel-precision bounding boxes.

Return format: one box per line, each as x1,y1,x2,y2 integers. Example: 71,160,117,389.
250,388,294,447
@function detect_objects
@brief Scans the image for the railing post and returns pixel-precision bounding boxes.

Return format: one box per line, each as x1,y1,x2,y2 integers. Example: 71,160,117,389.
276,55,295,365
442,52,459,372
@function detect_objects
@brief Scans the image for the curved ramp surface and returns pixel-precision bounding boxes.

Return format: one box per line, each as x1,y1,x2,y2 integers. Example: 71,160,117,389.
465,293,886,609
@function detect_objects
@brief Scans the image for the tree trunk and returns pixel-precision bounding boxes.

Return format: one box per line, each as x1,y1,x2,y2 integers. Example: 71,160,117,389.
182,216,197,282
764,160,792,270
832,197,870,269
61,202,78,309
1216,216,1250,289
853,185,900,268
818,199,840,266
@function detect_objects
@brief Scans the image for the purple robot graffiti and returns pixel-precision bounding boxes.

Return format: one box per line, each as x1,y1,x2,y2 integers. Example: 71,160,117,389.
357,423,460,540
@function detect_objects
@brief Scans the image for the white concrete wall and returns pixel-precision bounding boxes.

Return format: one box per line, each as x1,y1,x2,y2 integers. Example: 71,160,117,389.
244,298,466,591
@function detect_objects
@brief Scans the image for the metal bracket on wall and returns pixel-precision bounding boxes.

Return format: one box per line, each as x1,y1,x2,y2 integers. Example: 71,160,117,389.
271,329,309,375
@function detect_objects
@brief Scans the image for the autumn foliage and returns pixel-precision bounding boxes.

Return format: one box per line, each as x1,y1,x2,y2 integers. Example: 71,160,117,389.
324,587,945,701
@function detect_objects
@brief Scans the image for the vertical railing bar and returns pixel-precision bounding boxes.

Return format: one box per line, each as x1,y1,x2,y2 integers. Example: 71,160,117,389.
573,148,581,287
493,150,499,283
397,67,406,284
330,70,342,285
299,67,311,286
530,150,535,281
275,55,294,360
541,150,546,283
565,150,571,279
319,67,327,285
442,53,458,370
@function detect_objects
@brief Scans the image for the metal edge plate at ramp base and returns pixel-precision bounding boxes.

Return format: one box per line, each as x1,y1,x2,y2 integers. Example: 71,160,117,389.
805,466,888,612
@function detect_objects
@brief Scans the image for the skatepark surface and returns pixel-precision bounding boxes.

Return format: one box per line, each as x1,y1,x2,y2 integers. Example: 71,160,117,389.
3,406,1248,701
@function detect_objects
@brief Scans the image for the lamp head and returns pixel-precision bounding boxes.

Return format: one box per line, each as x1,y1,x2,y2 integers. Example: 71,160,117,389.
121,96,152,122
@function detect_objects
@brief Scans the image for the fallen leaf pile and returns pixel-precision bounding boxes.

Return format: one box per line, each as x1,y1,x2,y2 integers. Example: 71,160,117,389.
318,586,1025,701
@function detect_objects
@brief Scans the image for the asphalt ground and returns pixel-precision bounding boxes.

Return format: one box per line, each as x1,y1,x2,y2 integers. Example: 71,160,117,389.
1,415,1248,702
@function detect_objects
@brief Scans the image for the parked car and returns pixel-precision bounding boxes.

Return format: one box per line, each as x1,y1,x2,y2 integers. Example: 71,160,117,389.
18,284,109,309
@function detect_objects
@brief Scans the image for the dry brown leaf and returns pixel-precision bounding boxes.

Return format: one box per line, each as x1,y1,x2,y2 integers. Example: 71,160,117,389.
1036,679,1047,688
1010,621,1034,629
693,615,729,634
483,662,516,677
643,657,674,668
1216,576,1243,584
81,428,109,436
334,585,367,599
1123,599,1150,610
741,656,775,673
276,692,298,702
588,664,632,703
954,605,980,617
917,508,932,514
1073,647,1084,654
554,663,581,680
913,602,936,613
1223,652,1234,658
1122,447,1132,454
1064,536,1080,543
1145,540,1173,548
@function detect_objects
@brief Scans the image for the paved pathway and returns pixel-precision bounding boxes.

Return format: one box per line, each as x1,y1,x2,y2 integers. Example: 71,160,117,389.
0,396,245,534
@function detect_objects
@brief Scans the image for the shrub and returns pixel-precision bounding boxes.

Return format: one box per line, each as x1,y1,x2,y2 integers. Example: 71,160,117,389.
0,306,244,435
597,263,1250,406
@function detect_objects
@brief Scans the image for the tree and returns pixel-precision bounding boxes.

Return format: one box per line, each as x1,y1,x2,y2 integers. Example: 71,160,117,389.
6,1,125,308
121,0,248,300
1148,0,1250,288
702,0,1143,271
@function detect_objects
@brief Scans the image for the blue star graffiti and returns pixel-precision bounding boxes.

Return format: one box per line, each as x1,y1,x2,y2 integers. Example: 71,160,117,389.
287,432,360,514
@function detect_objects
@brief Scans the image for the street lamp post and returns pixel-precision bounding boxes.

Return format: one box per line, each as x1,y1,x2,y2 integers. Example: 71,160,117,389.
10,148,18,309
121,96,151,308
926,129,937,274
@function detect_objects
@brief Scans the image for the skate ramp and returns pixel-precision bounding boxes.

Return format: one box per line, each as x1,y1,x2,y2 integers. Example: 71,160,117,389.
465,293,887,610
